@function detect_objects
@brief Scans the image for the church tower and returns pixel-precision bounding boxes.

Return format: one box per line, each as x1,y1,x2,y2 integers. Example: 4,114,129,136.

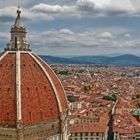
0,7,68,140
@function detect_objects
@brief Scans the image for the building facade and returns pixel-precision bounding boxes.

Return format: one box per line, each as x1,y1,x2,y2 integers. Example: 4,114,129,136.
69,131,108,140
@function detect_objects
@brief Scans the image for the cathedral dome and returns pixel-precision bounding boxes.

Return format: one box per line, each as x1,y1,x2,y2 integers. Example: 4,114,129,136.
0,7,68,140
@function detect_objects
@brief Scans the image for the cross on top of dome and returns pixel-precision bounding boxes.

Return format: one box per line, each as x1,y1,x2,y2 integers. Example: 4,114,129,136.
17,6,21,15
14,6,24,29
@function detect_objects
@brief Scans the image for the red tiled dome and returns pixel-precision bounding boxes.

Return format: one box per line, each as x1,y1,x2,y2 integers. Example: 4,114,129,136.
0,52,68,127
0,7,68,140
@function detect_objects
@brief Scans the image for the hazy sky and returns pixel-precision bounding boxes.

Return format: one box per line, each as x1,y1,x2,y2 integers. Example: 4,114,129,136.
0,0,140,56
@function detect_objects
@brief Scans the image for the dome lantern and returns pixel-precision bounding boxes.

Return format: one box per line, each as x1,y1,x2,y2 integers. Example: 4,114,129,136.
5,7,31,51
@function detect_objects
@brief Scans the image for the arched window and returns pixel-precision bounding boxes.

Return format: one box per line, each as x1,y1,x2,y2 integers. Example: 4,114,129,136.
15,37,17,49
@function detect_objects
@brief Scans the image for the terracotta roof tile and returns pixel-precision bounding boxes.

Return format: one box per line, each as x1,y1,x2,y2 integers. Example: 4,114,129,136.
0,53,16,127
34,54,68,112
0,52,68,126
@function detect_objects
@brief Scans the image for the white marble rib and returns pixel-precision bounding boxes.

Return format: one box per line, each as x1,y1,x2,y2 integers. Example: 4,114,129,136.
16,51,22,122
0,51,9,61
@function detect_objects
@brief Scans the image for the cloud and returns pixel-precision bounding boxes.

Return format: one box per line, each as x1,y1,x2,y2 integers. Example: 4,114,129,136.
75,0,135,16
76,0,97,10
98,32,113,38
0,0,32,8
0,0,140,24
31,3,78,18
29,0,140,20
0,6,53,24
28,28,139,50
0,0,140,56
112,39,140,48
1,27,140,56
0,7,15,20
124,33,131,37
31,3,64,13
30,29,101,47
30,2,98,18
0,32,9,39
104,7,132,16
59,29,74,35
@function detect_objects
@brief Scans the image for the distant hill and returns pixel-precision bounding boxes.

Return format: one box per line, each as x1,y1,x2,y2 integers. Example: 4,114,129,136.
39,54,140,66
